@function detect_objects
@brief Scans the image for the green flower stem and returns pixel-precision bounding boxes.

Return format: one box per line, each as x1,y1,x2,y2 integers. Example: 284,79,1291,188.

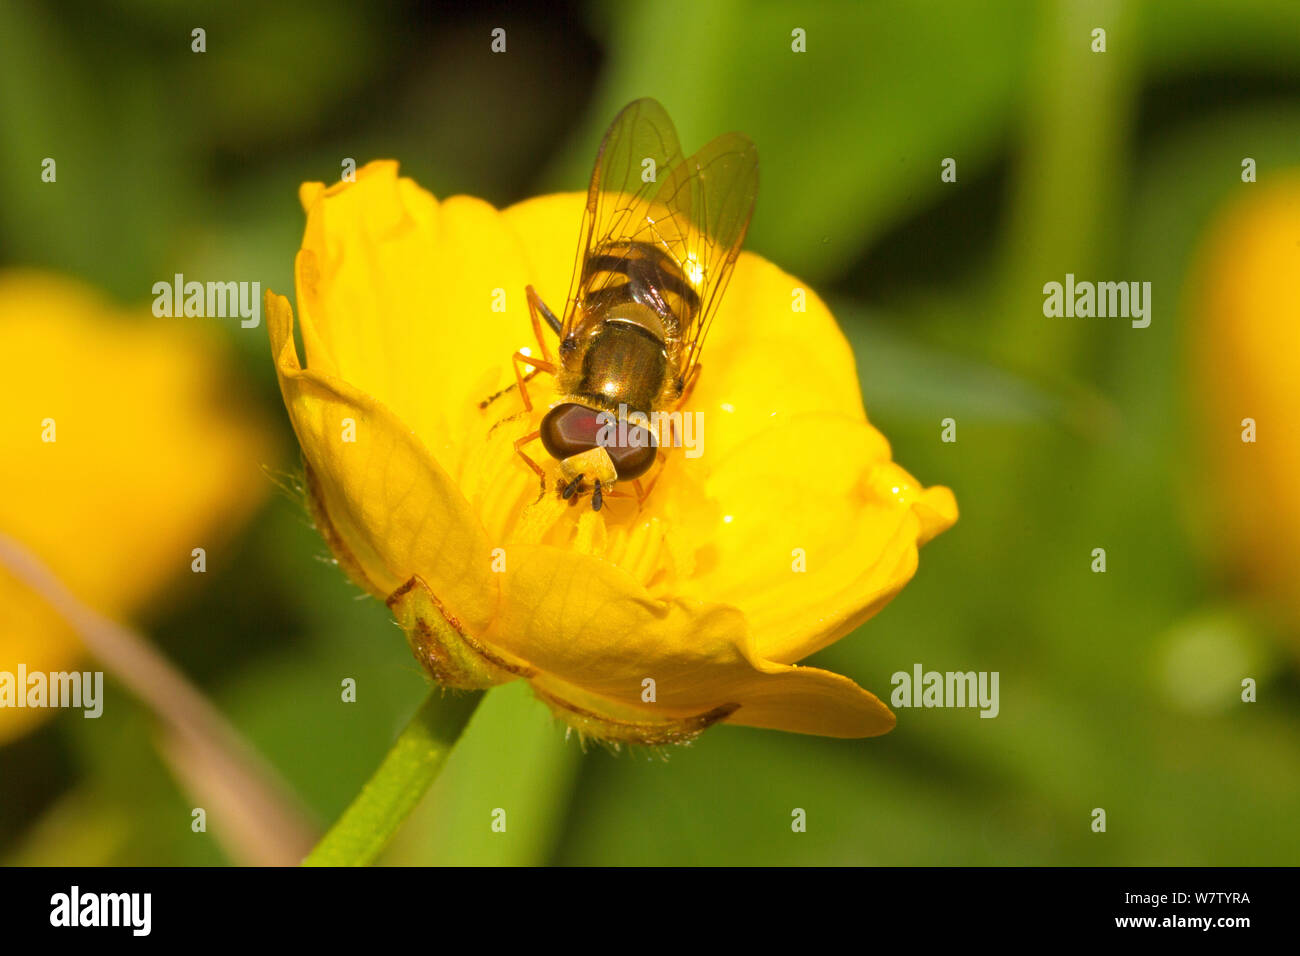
304,690,484,866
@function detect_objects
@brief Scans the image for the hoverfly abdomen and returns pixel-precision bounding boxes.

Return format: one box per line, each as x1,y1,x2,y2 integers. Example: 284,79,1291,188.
540,402,657,481
580,240,701,331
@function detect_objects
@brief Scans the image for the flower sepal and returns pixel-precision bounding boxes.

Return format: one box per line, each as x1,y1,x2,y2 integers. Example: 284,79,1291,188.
530,684,740,748
387,574,525,690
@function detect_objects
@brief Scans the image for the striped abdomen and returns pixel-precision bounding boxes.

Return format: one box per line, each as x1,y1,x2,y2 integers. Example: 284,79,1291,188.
558,241,701,413
578,240,701,349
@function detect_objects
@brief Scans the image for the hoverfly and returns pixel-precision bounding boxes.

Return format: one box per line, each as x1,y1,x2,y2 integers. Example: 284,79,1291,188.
487,98,758,511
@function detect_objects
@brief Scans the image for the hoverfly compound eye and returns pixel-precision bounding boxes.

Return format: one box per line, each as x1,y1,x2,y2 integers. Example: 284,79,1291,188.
606,429,656,481
539,402,657,481
540,403,603,460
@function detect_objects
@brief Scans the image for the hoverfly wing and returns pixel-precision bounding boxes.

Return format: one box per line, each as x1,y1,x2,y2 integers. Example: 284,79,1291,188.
561,98,685,338
659,132,759,385
563,100,758,395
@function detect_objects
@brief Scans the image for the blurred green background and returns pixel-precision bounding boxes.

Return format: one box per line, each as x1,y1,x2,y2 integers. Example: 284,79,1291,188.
3,0,1300,865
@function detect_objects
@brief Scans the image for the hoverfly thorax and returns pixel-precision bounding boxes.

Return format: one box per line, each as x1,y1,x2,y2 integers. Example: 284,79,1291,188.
488,98,758,511
565,301,669,414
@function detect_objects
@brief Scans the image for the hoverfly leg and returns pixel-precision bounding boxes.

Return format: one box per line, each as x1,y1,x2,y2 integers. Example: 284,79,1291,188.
526,285,562,360
479,341,559,411
480,367,540,410
513,430,547,502
677,363,703,408
512,350,557,413
592,480,603,511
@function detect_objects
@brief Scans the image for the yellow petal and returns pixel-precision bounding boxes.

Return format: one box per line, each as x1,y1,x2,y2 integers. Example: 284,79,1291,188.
267,291,500,632
482,543,895,737
0,576,85,742
679,414,957,661
294,161,537,468
0,270,272,743
1191,173,1300,627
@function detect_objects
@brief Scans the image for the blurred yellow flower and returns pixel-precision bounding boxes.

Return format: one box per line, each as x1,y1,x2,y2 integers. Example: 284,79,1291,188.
268,160,956,744
0,271,273,744
1191,174,1300,637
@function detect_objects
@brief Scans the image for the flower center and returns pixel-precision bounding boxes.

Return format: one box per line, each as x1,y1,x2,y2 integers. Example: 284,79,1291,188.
462,400,716,597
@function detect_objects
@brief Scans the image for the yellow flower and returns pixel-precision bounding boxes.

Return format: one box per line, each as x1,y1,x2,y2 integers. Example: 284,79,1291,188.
1191,174,1300,635
0,271,273,744
268,160,956,743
